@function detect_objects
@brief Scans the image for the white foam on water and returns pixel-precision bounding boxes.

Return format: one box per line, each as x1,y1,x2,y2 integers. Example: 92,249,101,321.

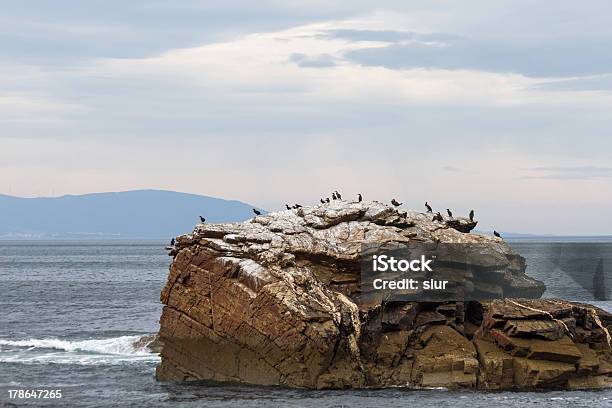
0,335,160,365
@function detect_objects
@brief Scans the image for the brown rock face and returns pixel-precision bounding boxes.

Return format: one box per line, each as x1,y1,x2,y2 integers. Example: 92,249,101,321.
156,201,612,389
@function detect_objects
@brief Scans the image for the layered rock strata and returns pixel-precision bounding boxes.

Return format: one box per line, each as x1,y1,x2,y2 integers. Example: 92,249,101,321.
156,201,611,389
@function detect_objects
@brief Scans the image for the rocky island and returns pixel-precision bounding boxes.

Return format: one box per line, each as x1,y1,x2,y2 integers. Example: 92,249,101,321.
156,200,612,390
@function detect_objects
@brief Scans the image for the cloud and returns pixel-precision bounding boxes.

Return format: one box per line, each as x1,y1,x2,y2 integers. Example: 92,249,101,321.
319,29,458,44
3,21,558,143
289,53,337,68
0,0,368,62
532,75,612,92
526,166,612,180
344,36,612,78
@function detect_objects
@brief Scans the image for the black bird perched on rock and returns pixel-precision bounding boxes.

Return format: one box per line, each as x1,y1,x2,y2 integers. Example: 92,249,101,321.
433,212,444,222
391,199,402,207
253,208,262,216
332,192,337,200
170,237,175,246
469,210,475,222
425,202,432,212
447,209,453,217
335,191,342,200
285,204,291,210
493,230,501,238
293,204,302,209
320,198,326,204
199,216,205,223
357,193,362,202
325,197,330,203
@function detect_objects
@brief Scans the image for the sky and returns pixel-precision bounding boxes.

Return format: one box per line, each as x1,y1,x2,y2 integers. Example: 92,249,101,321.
1,1,612,235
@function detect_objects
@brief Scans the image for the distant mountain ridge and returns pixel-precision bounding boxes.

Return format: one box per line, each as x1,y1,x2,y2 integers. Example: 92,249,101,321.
0,190,263,239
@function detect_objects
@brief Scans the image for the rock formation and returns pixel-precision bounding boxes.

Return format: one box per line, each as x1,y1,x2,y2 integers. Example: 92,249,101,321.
156,200,612,389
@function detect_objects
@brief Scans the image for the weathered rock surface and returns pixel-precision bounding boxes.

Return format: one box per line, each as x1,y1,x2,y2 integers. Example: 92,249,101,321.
156,200,612,389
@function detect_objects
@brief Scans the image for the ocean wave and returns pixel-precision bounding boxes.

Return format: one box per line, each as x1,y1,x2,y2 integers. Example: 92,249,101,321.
0,334,160,365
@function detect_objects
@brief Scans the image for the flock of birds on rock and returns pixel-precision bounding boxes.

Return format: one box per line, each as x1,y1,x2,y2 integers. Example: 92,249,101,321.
168,192,502,248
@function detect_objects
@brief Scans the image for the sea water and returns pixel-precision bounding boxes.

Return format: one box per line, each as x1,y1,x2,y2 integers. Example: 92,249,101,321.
0,240,611,407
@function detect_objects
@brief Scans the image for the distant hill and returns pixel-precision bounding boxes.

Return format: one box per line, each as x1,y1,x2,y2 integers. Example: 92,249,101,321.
0,190,264,239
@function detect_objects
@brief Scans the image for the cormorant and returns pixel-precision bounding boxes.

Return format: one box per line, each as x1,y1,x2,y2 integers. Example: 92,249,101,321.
433,212,444,222
320,198,325,204
447,209,453,217
253,209,262,216
391,199,402,207
425,202,432,212
293,204,302,209
469,210,474,222
335,191,342,200
325,197,330,203
170,237,175,246
357,193,362,202
285,204,291,210
332,192,337,200
493,230,501,238
199,216,205,223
